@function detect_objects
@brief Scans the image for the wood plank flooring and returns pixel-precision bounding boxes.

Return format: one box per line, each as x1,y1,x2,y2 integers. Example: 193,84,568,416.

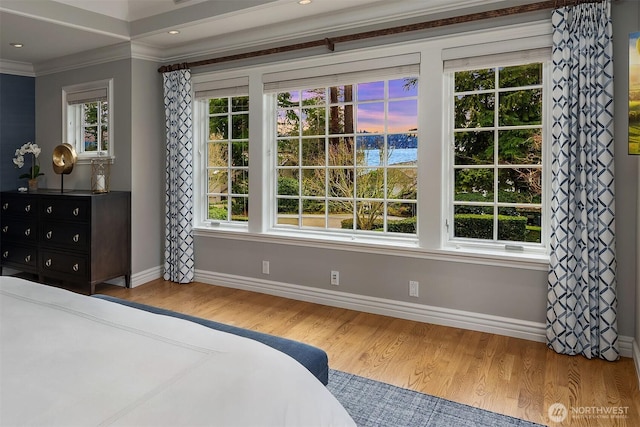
96,279,640,427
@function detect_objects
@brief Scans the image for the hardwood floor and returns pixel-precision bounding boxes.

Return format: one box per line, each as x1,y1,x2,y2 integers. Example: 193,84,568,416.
96,279,640,427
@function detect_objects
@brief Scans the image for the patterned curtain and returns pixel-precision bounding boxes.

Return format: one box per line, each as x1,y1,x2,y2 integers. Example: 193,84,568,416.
547,1,617,361
162,69,195,283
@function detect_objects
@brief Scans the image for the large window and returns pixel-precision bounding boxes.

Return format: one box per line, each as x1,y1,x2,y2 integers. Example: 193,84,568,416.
449,61,545,248
273,77,418,236
62,79,113,160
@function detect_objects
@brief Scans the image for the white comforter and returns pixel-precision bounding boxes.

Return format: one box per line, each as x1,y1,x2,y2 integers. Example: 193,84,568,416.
0,277,355,427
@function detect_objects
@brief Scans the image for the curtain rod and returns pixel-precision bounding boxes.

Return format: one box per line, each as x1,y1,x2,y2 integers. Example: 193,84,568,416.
157,0,604,73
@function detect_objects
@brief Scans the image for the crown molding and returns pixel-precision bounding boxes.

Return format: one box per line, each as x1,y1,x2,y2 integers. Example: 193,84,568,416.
34,42,133,76
0,59,35,77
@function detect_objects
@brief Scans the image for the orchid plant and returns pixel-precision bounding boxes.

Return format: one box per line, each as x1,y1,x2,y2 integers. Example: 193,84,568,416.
13,142,44,180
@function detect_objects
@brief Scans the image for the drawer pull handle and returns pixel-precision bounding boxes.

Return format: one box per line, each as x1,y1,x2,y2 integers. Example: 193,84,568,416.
2,226,7,233
45,259,52,267
46,231,52,239
2,251,8,259
73,234,79,243
73,208,79,216
72,263,79,272
24,255,31,263
2,203,8,210
46,206,53,214
25,204,31,212
24,228,30,236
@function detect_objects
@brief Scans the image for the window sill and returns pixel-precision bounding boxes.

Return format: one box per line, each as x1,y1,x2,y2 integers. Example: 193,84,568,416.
76,155,114,165
193,224,549,271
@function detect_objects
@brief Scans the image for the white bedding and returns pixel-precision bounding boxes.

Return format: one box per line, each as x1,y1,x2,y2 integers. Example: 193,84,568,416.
0,277,355,427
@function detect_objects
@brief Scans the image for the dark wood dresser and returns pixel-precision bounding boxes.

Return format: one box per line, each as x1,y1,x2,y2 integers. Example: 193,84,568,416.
0,190,131,294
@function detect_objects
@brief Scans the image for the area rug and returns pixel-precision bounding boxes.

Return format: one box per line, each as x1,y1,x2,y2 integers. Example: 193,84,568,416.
327,370,544,427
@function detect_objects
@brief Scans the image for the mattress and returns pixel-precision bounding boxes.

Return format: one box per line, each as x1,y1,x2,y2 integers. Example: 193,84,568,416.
0,277,356,426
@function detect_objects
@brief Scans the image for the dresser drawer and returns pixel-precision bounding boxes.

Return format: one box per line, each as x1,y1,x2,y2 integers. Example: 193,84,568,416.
1,195,37,218
40,198,90,221
1,217,38,242
1,243,37,269
40,222,89,250
40,250,88,279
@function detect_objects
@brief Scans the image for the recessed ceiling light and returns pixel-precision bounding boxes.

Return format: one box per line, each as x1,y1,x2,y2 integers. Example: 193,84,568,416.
298,0,311,4
10,43,24,48
168,30,180,35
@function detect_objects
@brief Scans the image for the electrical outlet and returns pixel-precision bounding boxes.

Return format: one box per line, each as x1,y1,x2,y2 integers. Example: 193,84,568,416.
409,280,419,297
330,270,339,286
262,260,270,274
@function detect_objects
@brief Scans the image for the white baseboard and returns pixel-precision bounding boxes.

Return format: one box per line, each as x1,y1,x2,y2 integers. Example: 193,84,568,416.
194,269,634,358
130,266,163,287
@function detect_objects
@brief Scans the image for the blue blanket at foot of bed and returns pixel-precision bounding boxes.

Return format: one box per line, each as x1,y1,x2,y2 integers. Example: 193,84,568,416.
92,294,329,385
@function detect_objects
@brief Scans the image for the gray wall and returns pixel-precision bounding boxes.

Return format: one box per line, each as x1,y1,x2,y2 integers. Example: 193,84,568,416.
35,59,133,192
34,58,165,277
130,58,165,276
190,1,638,339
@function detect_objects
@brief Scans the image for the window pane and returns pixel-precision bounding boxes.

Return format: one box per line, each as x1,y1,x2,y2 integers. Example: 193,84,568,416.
83,102,98,125
278,91,299,107
302,169,325,196
277,199,299,226
355,201,384,230
100,102,108,123
208,195,228,220
278,109,300,137
301,138,325,166
329,105,354,134
388,100,418,133
84,127,97,151
209,98,228,114
231,196,248,221
231,169,249,195
329,200,353,230
328,137,354,166
497,207,527,242
302,200,325,228
498,89,542,126
387,168,417,199
329,169,354,197
277,170,299,196
387,202,417,234
100,126,108,151
498,168,542,204
357,135,384,166
454,168,494,201
357,103,384,133
388,135,418,166
499,63,542,88
497,129,542,164
231,96,249,112
208,169,228,193
209,142,228,167
454,93,495,128
278,139,299,166
302,107,326,136
455,68,495,92
328,85,353,103
454,205,493,239
302,89,325,104
232,114,249,139
389,78,418,98
231,142,249,167
209,116,227,140
357,81,384,101
454,131,494,165
356,168,383,198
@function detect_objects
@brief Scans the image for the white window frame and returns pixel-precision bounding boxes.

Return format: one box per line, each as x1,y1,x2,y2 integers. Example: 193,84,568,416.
191,21,553,268
443,51,551,257
62,78,114,162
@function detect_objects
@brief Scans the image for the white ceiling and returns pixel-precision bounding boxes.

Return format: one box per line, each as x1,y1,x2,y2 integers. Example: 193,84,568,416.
0,0,533,75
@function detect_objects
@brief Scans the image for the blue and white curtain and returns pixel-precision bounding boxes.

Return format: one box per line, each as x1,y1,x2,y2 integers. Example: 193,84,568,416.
163,69,195,283
547,0,618,361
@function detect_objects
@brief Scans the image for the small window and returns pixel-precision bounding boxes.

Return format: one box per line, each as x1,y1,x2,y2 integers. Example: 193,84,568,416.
62,79,113,160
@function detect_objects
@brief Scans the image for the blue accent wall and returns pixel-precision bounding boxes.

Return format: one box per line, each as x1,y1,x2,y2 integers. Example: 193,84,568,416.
0,74,35,191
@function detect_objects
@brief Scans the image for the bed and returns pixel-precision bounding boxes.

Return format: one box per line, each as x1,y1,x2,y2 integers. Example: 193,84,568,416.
0,276,356,426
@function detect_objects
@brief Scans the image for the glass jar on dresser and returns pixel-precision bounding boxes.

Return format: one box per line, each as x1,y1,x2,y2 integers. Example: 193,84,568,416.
0,190,131,294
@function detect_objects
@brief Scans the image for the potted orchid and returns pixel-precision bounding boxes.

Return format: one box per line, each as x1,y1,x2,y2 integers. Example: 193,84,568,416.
13,142,44,191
